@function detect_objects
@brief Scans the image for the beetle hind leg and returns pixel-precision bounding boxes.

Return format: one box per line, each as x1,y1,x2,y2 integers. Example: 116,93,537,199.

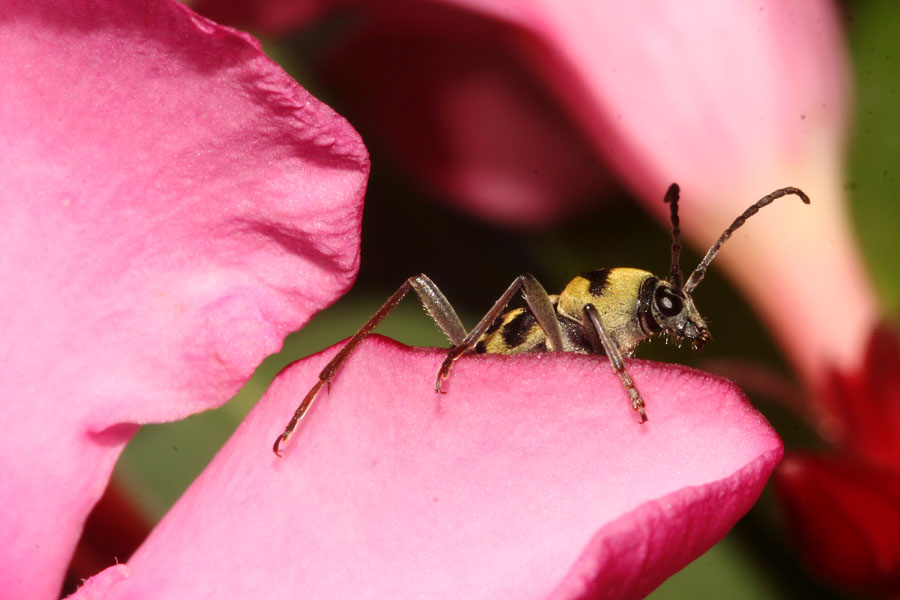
273,274,467,456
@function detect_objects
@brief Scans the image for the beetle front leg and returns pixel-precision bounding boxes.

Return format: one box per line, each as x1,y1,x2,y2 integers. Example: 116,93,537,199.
582,304,648,423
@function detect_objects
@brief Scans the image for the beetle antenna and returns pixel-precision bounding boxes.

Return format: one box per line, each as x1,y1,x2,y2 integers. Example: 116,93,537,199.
684,187,811,293
663,183,683,290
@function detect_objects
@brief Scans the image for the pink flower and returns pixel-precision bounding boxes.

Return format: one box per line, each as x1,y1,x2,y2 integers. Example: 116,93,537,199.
0,0,367,598
3,1,784,598
75,338,782,599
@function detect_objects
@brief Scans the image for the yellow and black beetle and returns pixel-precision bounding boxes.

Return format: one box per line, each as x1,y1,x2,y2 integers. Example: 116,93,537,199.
274,184,810,455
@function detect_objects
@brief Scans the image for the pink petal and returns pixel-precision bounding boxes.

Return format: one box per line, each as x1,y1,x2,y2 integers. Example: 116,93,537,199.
69,565,132,598
78,337,781,599
0,1,367,597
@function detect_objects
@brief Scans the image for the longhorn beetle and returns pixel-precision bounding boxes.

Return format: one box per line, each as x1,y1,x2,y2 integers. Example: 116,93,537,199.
273,184,810,456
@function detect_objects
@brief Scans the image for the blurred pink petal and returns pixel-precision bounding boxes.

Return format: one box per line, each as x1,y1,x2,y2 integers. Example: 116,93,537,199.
775,453,900,593
455,0,877,390
74,337,782,599
316,5,609,227
0,0,368,598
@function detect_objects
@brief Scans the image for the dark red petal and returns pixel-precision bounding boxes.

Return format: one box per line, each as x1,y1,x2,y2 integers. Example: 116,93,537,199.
820,323,900,470
775,452,900,593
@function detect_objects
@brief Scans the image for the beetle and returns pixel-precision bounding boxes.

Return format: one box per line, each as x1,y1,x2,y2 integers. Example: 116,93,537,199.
273,183,810,456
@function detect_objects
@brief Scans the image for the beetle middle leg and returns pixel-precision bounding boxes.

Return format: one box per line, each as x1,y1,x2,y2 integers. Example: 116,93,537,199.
583,303,648,423
435,273,564,392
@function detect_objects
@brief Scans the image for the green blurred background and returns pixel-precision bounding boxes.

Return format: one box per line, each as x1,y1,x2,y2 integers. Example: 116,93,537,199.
113,2,900,598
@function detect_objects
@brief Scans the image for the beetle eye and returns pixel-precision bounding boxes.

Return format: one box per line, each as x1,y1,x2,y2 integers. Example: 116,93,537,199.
655,287,684,317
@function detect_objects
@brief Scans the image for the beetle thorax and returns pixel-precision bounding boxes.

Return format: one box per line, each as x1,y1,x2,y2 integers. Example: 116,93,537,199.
557,267,655,353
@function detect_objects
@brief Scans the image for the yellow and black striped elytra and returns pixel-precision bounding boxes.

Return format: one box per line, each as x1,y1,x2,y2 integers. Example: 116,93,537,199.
273,183,810,456
473,268,673,356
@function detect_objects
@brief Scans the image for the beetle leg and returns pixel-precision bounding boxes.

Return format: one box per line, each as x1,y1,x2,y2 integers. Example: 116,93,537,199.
435,273,563,391
274,274,466,456
583,304,648,423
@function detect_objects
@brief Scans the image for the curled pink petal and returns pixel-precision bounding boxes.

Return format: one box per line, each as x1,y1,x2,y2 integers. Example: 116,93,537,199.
0,0,367,597
82,337,781,599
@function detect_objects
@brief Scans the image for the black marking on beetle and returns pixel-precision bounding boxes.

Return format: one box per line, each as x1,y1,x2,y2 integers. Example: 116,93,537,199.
500,310,535,348
582,268,611,297
483,312,505,337
559,315,597,354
